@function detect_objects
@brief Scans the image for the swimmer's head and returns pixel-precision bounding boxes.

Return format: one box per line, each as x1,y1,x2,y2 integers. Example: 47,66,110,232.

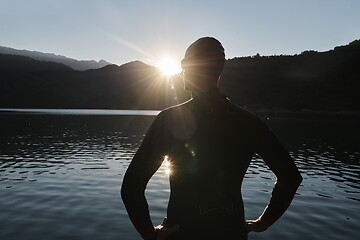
181,37,225,92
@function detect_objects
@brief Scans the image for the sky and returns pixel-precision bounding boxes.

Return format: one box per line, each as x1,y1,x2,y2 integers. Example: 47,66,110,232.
0,0,359,67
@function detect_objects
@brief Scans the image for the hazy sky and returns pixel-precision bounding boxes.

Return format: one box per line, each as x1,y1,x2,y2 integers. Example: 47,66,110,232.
1,0,359,66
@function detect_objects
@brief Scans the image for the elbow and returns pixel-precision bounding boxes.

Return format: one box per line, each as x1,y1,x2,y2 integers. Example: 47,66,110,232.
294,170,303,187
121,180,132,203
289,171,302,190
277,171,302,189
298,172,303,184
121,180,145,204
121,182,135,203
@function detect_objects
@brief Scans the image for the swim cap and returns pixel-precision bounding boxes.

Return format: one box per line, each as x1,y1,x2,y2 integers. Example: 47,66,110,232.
182,37,225,69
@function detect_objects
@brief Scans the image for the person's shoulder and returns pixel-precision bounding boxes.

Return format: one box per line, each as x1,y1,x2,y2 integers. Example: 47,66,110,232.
158,99,192,117
158,100,196,140
225,98,263,123
150,100,192,128
224,99,272,140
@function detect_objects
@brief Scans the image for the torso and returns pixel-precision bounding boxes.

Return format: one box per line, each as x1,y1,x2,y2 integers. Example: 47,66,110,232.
161,94,260,239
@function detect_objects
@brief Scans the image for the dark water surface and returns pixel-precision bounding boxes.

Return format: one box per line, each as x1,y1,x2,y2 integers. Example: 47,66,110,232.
0,111,359,240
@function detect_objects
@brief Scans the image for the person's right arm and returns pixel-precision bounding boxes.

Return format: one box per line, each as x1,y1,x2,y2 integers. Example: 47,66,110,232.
121,113,169,239
246,121,302,232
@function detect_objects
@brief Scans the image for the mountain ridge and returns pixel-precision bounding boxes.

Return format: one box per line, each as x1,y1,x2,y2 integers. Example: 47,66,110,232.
1,40,359,113
0,45,111,71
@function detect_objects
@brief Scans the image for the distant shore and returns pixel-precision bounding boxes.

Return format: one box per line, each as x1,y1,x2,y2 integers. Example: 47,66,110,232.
0,108,358,119
252,108,360,119
0,108,160,116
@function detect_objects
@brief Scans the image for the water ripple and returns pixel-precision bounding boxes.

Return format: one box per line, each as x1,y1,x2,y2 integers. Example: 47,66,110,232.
0,114,359,240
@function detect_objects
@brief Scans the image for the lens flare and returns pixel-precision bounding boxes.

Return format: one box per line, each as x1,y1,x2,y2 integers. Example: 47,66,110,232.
156,58,181,76
164,155,172,175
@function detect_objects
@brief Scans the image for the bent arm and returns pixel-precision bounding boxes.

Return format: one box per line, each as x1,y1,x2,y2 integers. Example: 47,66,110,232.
252,123,302,230
121,114,168,239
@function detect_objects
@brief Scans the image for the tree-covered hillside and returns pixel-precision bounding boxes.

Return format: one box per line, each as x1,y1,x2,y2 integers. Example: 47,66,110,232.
1,40,359,112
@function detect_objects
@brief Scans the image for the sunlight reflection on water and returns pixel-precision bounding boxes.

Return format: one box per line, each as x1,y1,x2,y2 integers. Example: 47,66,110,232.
0,113,359,240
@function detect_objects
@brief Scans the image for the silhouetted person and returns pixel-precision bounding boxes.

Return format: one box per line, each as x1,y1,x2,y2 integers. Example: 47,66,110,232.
121,37,302,240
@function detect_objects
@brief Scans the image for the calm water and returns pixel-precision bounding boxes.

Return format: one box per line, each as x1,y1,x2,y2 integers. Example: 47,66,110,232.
0,110,359,240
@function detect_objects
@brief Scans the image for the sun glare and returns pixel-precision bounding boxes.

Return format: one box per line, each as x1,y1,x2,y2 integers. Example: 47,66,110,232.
164,155,172,175
157,58,181,76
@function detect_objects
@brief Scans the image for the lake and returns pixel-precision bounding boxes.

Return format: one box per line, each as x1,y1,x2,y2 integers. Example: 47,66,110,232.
0,109,359,240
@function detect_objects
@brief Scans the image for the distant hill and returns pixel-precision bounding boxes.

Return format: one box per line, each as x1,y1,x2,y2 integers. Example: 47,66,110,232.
0,54,73,72
0,46,111,71
0,55,190,109
1,40,359,112
220,39,360,112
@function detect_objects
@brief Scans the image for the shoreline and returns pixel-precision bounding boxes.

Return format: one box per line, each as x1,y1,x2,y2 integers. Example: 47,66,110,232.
0,108,358,119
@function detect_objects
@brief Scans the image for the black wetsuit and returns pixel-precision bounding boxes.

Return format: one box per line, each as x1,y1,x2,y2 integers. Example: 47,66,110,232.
122,88,300,240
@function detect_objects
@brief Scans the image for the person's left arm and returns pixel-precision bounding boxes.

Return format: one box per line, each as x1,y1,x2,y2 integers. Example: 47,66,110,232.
246,120,302,232
121,113,169,239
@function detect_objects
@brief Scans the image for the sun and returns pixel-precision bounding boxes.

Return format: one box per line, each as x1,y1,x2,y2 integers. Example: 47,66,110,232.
156,57,181,76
